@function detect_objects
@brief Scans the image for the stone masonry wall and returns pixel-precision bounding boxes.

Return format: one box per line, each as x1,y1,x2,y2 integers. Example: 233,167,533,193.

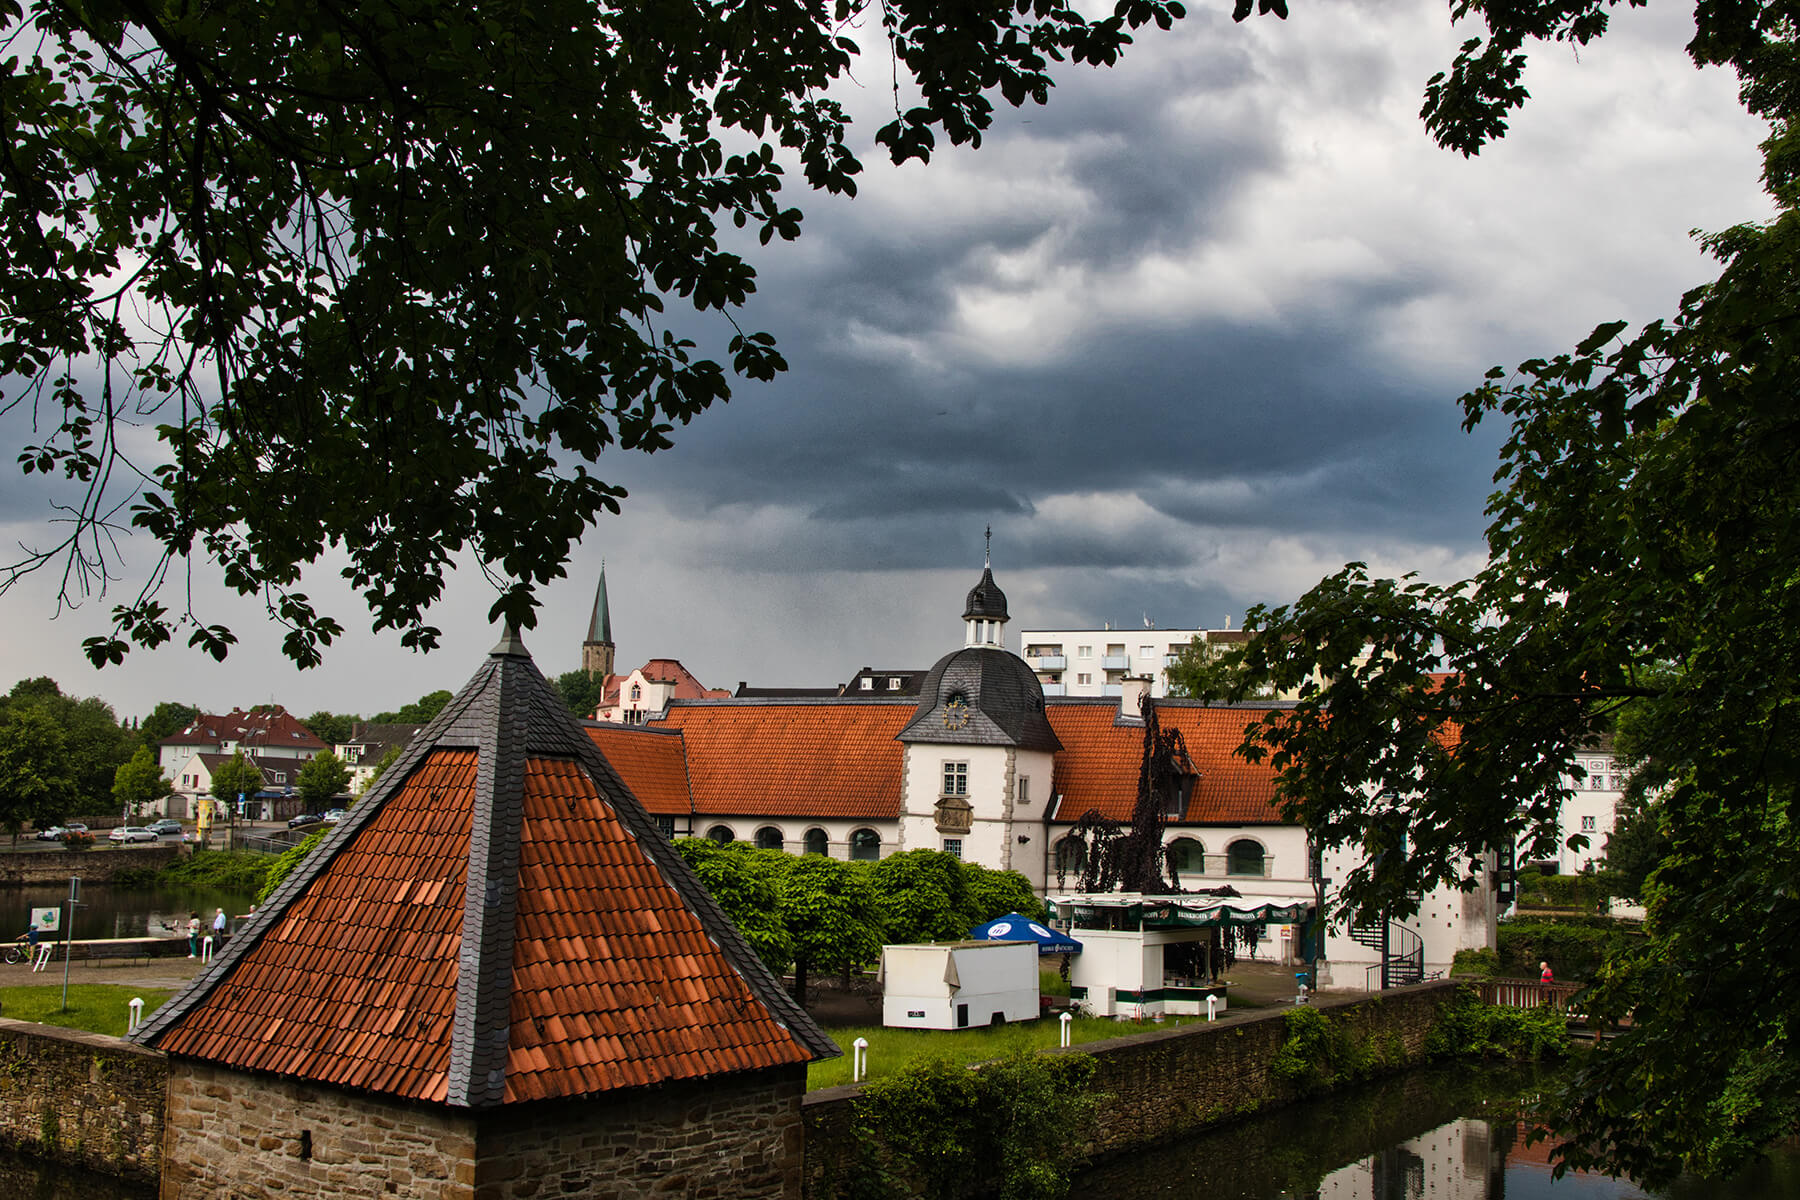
0,845,182,885
803,979,1459,1198
161,1061,478,1200
473,1066,809,1200
0,1018,167,1184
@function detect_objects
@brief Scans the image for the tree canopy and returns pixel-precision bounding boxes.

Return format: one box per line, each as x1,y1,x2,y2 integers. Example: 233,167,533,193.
550,671,605,720
296,749,351,808
112,744,171,820
2,0,1189,669
209,752,264,808
1213,3,1800,1183
0,677,136,808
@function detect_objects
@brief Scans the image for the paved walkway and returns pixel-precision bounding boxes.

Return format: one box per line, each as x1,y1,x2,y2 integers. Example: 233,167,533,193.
5,952,207,993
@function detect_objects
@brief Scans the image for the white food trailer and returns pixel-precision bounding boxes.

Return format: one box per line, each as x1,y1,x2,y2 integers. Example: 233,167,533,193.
880,940,1040,1030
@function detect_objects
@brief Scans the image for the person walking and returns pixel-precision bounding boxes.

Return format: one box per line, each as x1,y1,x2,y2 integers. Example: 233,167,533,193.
1540,960,1554,984
187,911,200,958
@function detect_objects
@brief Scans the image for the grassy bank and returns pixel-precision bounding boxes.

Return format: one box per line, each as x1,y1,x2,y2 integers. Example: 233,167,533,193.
0,985,173,1036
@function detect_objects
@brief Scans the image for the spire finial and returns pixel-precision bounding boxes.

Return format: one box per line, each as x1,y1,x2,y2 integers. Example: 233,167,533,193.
984,525,992,567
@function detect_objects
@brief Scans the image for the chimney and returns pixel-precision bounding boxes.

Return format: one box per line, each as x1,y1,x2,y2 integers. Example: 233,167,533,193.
1120,674,1153,720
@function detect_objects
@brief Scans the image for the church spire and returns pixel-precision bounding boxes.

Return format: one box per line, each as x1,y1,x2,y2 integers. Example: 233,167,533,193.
582,563,615,678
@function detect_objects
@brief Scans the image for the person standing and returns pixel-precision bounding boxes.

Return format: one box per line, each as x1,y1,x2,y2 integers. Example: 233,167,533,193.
1540,960,1554,984
187,912,200,958
212,906,227,946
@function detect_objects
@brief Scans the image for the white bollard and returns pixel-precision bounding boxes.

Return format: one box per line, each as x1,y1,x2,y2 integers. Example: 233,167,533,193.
32,944,52,973
200,935,214,964
128,997,145,1034
852,1037,869,1083
1207,994,1218,1022
1059,1011,1073,1048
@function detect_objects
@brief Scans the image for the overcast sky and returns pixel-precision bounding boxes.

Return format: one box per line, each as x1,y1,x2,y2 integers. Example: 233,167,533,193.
0,0,1774,723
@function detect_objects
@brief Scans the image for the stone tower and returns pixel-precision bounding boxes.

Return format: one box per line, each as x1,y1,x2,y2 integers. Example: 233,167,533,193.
581,562,615,679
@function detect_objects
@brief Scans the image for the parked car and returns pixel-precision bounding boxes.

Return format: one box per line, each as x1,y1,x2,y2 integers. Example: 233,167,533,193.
108,826,158,844
321,809,348,824
35,826,69,841
149,819,183,835
287,813,323,829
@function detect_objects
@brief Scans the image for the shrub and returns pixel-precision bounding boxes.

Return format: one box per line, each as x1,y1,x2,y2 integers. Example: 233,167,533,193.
1451,947,1499,976
1270,1006,1395,1095
1496,918,1636,980
1425,987,1570,1062
60,830,95,851
850,1051,1097,1200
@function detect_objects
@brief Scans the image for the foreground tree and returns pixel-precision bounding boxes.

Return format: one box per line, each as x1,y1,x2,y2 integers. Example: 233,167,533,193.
2,0,1189,668
0,706,76,838
1219,9,1800,1180
0,678,137,804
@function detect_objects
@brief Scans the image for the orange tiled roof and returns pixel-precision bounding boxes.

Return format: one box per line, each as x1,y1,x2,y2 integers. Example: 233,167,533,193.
1047,700,1289,825
584,724,691,815
135,635,835,1106
651,700,913,819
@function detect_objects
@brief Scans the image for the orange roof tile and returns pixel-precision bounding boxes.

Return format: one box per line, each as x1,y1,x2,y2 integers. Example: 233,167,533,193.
651,700,913,819
584,725,691,815
135,635,835,1107
1046,700,1290,825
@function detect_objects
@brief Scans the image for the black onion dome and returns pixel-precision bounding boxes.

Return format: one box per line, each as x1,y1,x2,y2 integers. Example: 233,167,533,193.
963,566,1009,623
898,647,1060,752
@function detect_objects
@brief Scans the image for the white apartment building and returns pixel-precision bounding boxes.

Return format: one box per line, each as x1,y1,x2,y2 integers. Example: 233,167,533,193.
1017,626,1245,697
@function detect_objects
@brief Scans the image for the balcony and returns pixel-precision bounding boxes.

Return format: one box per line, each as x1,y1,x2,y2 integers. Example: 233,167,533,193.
1041,682,1066,696
1031,655,1067,671
1101,684,1122,697
1101,655,1130,671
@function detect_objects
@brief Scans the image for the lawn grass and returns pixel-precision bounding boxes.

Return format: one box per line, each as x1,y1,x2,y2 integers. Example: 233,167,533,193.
806,1011,1205,1090
0,984,173,1036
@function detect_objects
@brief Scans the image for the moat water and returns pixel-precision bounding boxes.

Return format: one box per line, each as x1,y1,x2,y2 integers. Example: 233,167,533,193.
6,1063,1796,1198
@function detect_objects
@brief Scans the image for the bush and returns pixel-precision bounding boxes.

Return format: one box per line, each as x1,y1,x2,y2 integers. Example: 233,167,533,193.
59,830,95,851
1425,987,1570,1062
1270,1006,1400,1095
1516,869,1620,911
1451,947,1499,976
850,1052,1097,1200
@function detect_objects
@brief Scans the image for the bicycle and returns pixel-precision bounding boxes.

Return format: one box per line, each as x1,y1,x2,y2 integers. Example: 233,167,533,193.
3,943,31,965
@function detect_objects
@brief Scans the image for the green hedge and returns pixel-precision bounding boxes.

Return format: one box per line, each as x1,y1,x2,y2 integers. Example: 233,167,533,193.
1514,868,1621,912
1496,918,1640,980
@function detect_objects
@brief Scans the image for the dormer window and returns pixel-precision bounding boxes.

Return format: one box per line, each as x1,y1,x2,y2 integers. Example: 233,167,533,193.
887,677,901,690
629,683,641,702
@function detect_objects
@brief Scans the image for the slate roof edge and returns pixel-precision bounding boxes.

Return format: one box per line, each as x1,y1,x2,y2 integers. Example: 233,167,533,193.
129,659,501,1049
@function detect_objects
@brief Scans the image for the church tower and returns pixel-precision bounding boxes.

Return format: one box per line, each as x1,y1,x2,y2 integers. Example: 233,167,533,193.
581,563,616,679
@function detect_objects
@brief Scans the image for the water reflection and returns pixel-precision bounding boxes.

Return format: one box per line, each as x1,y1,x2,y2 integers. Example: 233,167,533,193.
1073,1065,1800,1199
0,884,260,943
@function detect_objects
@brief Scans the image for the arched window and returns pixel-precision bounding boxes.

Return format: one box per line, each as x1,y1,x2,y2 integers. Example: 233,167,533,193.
1226,838,1266,877
1056,836,1087,875
755,826,783,851
1167,837,1206,878
629,683,641,701
849,828,881,861
706,825,734,845
804,828,829,856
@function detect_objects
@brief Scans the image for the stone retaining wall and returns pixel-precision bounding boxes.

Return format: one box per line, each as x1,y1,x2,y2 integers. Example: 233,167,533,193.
803,979,1458,1198
0,845,183,885
0,1018,166,1185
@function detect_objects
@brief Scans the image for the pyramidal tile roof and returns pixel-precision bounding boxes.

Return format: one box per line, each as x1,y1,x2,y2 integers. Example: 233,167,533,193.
132,631,836,1106
1046,699,1293,825
582,723,693,817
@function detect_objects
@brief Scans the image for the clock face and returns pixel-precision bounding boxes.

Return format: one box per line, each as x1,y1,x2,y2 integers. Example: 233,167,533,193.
942,695,971,731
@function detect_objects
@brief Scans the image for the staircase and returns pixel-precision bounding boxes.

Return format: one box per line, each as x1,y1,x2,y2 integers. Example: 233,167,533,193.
1349,920,1424,988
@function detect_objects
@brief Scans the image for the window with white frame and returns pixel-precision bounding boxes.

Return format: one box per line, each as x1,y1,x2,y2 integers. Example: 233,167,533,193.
942,838,963,860
1139,645,1155,659
1076,673,1091,685
1078,645,1092,658
942,761,968,796
860,677,873,690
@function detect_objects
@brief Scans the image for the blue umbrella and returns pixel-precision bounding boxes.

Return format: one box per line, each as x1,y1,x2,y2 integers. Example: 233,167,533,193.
969,913,1081,954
